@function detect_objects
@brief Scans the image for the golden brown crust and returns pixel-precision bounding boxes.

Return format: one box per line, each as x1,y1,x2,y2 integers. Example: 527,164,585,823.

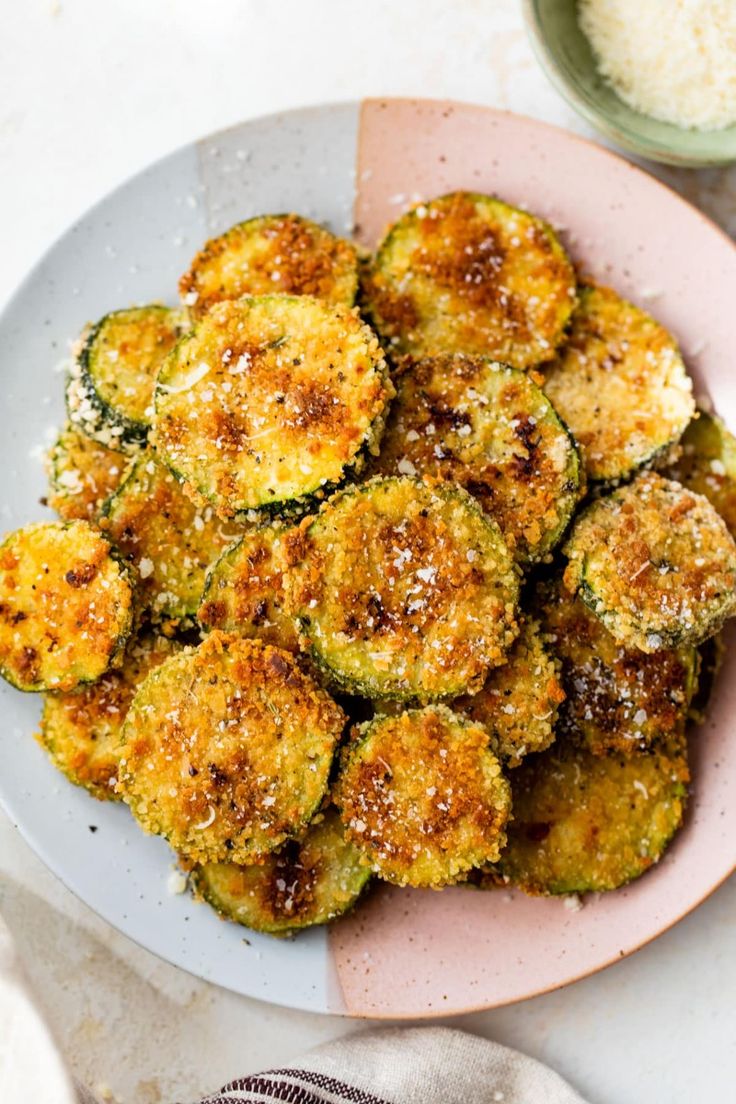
117,633,345,864
198,523,300,652
484,739,689,895
335,705,511,887
564,472,736,651
544,284,694,482
152,295,393,516
46,424,129,522
362,192,576,368
538,579,697,756
179,214,358,318
39,632,182,799
0,521,133,692
456,618,564,766
103,453,242,623
191,808,369,933
372,354,581,562
285,477,520,700
664,411,736,537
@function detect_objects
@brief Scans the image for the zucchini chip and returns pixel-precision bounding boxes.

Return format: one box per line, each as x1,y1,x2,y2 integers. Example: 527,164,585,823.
152,295,394,517
538,580,697,756
286,477,520,701
117,633,344,865
67,306,189,448
544,285,694,483
191,808,369,934
198,523,299,652
179,214,359,318
39,631,181,800
564,472,736,652
0,521,133,692
361,191,576,368
46,423,129,522
665,411,736,537
103,453,241,625
456,618,565,767
335,705,510,888
373,354,581,562
484,739,689,895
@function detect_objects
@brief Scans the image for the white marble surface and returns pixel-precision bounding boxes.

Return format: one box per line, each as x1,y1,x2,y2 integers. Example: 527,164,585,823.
1,2,736,1102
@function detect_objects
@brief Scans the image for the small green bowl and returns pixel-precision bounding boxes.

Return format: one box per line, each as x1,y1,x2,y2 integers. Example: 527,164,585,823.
523,0,736,167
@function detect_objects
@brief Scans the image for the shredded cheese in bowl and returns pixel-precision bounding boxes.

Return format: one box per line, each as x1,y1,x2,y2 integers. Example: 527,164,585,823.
579,0,736,132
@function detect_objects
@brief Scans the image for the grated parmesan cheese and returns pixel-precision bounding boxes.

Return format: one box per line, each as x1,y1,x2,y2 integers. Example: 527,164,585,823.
579,0,736,131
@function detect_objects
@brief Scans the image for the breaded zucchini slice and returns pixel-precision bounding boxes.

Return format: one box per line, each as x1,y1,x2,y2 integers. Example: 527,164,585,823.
538,580,697,756
198,523,299,652
0,521,133,692
335,705,510,888
455,618,565,767
373,354,581,562
179,214,359,319
152,295,393,517
361,192,576,369
484,740,689,895
103,453,241,625
117,634,344,865
191,808,369,934
38,631,181,800
46,423,129,522
543,284,694,483
286,477,520,701
67,306,189,448
665,411,736,537
563,472,736,652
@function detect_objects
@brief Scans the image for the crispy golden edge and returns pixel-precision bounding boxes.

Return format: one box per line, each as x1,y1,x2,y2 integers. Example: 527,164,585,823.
198,522,300,652
537,579,697,756
484,739,688,895
372,353,581,562
664,410,736,537
543,283,694,482
39,631,182,800
563,472,736,651
285,476,520,701
362,191,576,368
102,452,242,624
151,295,394,517
191,808,370,934
46,424,129,523
335,704,511,888
456,618,565,766
117,633,345,864
0,521,134,692
180,214,359,318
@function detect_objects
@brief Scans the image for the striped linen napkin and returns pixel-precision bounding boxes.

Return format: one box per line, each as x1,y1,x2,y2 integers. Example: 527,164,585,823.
1,911,588,1104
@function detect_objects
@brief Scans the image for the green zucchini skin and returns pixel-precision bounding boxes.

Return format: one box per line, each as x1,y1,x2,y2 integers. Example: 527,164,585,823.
69,306,189,449
191,808,370,935
361,191,576,369
372,353,582,563
335,704,511,888
286,476,520,702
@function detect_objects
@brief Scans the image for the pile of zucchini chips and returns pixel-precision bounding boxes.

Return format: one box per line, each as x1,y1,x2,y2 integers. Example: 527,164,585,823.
3,193,736,936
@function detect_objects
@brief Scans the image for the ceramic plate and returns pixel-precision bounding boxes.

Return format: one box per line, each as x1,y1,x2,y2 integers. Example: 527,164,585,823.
2,99,736,1017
